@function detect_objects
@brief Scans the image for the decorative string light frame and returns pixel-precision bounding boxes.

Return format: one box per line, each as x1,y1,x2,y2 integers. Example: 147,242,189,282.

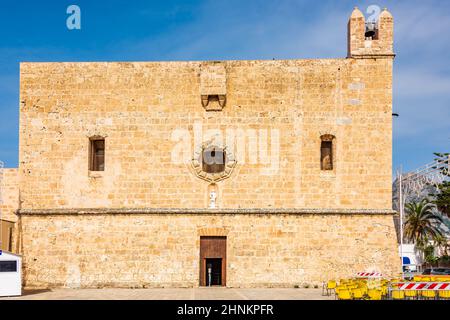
395,155,450,278
399,157,449,200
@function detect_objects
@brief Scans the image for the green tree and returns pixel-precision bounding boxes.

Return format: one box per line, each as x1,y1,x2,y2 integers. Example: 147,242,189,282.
404,199,443,246
424,245,438,265
433,234,449,257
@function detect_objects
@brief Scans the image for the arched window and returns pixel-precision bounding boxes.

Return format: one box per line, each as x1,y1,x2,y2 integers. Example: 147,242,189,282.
320,135,335,171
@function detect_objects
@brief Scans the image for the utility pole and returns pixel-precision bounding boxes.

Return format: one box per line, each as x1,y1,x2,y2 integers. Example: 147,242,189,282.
398,169,404,279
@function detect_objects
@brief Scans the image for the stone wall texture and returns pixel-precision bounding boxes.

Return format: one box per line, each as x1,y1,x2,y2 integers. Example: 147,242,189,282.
0,168,19,223
21,213,399,289
0,169,19,252
12,8,400,288
19,57,393,210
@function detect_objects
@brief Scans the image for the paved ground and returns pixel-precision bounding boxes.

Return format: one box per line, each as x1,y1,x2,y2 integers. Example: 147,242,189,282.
1,288,334,300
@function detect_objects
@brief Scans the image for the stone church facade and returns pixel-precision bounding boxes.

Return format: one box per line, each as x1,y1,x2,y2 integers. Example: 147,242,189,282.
1,7,400,288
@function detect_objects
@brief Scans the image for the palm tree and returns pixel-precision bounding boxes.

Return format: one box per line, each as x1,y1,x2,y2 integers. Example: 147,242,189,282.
404,199,444,246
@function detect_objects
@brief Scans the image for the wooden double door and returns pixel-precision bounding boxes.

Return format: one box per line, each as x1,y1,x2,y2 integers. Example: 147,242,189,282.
200,236,226,286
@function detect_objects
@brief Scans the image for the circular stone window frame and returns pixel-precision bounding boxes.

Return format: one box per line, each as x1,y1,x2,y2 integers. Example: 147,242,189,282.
191,143,237,183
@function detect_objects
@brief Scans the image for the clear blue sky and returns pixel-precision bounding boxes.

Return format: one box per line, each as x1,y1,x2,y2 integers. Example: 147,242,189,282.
0,0,449,173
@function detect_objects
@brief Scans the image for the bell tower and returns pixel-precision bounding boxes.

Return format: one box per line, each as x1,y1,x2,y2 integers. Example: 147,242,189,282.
347,7,394,58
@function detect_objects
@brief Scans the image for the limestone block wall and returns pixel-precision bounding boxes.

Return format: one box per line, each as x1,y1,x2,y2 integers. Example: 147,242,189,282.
0,168,19,222
20,213,400,289
0,168,19,252
19,58,393,211
14,7,398,289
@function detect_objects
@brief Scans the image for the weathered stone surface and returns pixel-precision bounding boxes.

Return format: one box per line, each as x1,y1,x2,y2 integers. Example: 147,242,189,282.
348,7,394,58
0,169,18,223
20,213,399,289
19,208,396,216
9,8,399,288
0,169,19,251
18,57,393,210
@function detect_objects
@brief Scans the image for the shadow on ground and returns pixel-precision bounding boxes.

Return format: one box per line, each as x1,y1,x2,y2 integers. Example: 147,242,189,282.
21,289,52,296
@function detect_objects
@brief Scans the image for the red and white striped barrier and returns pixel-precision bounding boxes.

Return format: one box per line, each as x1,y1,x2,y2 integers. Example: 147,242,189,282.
356,272,383,278
393,282,450,291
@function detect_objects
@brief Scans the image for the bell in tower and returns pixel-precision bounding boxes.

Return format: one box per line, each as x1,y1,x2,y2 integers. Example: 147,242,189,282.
365,21,377,40
347,7,394,58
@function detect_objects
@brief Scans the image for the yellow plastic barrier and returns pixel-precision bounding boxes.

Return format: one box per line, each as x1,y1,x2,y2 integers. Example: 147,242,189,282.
351,288,364,299
337,289,352,300
367,289,382,300
438,290,450,299
404,290,418,300
421,290,436,300
392,290,405,300
329,277,450,300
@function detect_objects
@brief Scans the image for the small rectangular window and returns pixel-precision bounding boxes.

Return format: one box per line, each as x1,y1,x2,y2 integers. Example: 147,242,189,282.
321,141,333,170
8,227,13,252
0,261,17,272
89,138,105,171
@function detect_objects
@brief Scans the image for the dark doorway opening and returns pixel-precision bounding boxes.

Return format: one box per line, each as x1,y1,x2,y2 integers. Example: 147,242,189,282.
199,236,226,286
205,258,222,286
